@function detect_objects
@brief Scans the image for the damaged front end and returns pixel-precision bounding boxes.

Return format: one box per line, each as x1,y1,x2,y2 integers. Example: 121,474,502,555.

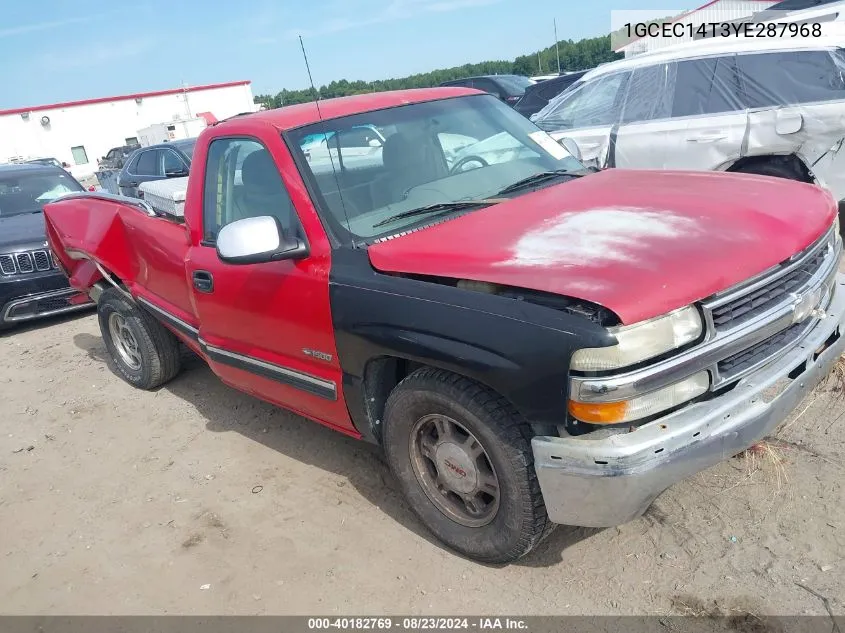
533,221,845,527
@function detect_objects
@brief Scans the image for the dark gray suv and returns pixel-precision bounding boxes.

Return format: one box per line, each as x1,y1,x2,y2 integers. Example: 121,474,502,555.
118,139,195,198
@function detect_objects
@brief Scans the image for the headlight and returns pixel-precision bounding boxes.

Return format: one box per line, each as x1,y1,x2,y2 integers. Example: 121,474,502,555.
570,306,703,372
568,371,709,425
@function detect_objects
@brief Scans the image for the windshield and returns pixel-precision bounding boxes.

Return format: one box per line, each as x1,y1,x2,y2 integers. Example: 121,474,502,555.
287,94,583,242
0,171,84,217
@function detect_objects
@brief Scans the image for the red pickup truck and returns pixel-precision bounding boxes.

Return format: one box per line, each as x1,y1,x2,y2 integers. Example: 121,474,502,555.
44,88,844,563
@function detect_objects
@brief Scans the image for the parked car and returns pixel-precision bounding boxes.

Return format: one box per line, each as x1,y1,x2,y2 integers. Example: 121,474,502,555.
118,139,195,198
44,88,844,563
514,70,589,118
25,157,70,170
439,74,533,106
531,35,845,212
0,164,92,330
98,145,139,171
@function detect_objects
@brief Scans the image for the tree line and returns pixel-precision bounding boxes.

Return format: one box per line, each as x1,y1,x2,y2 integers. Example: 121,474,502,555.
254,34,622,108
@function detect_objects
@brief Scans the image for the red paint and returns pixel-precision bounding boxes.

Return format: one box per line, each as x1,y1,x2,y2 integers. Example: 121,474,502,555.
368,169,836,324
197,111,218,125
0,81,250,116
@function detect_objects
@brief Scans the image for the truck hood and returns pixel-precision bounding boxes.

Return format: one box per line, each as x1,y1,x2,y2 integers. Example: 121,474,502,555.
367,169,837,324
0,211,48,250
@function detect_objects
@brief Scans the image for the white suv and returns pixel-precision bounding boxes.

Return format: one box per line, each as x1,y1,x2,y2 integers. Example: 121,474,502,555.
531,34,845,208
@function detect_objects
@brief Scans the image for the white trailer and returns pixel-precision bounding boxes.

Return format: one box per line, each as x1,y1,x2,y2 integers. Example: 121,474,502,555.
137,118,207,147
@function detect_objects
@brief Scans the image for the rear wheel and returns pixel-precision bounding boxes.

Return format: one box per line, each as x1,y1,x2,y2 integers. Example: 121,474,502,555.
383,367,554,563
97,288,181,389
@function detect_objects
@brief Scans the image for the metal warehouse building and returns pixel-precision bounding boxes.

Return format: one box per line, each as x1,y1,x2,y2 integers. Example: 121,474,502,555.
0,81,257,179
616,0,780,57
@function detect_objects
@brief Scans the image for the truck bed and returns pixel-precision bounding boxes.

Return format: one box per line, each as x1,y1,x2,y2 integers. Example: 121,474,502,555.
44,192,196,321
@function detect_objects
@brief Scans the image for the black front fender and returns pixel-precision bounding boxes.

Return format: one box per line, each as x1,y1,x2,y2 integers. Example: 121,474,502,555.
329,249,615,442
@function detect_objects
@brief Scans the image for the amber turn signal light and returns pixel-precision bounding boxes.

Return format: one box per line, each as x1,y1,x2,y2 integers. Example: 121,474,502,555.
567,399,627,425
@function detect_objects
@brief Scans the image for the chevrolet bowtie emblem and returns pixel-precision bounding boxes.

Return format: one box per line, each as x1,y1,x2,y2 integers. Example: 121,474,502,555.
789,286,825,325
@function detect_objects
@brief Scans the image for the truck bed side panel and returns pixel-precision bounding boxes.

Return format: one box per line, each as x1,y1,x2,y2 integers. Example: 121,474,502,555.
44,198,197,325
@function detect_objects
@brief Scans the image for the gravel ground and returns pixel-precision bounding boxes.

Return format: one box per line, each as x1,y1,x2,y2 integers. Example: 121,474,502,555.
0,310,843,618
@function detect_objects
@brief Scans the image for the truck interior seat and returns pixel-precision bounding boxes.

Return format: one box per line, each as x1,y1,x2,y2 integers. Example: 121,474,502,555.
232,149,296,235
369,133,440,208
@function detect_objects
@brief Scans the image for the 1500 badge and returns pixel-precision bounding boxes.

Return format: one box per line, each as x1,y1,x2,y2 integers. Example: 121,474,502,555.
303,348,333,362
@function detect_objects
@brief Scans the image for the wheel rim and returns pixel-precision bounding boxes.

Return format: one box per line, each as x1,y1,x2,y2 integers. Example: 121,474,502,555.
108,312,142,371
409,413,500,528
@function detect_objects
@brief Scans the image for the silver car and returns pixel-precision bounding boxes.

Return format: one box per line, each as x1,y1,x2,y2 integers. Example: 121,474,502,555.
531,33,845,209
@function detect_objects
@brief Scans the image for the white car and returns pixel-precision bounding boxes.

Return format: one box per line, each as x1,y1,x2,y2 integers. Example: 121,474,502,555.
531,31,845,209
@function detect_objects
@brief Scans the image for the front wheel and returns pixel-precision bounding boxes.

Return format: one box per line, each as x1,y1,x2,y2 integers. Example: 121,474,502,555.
383,367,554,563
97,287,181,389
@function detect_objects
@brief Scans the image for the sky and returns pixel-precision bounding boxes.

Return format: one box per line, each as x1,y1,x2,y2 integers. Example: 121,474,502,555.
0,0,686,109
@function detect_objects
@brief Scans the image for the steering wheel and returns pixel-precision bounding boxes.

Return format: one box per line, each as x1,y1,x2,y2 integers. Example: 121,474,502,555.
449,155,489,175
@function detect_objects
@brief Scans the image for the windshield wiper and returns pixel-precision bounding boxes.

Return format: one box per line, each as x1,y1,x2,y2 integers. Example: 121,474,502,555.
496,170,576,196
372,200,495,228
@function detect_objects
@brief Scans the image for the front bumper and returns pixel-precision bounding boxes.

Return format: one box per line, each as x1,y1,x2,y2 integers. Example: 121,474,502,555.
0,272,92,326
532,273,845,528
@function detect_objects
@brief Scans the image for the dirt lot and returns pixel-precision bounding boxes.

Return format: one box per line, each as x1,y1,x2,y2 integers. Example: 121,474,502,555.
0,310,843,617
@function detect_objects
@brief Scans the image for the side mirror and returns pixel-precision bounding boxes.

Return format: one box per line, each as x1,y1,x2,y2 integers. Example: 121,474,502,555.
368,138,382,147
165,168,188,178
557,137,582,162
216,216,308,265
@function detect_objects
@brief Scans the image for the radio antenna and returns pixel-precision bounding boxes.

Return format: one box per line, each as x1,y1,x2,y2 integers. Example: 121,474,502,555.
299,35,353,238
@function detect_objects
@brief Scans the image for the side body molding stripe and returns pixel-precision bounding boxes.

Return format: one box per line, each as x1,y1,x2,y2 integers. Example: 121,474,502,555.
137,297,199,341
136,297,337,400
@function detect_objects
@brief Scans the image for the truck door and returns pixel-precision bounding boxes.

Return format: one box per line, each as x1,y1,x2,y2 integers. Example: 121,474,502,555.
185,134,355,433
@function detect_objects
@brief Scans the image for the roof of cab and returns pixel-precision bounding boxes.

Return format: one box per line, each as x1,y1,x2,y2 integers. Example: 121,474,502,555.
220,87,481,132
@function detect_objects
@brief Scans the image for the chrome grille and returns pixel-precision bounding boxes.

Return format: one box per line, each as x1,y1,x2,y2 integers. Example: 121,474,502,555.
0,249,59,276
32,250,51,271
707,234,830,333
0,254,14,275
717,320,811,381
15,252,33,273
705,225,840,387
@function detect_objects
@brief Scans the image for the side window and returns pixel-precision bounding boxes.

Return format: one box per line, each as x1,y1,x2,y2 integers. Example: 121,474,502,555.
622,63,673,123
540,72,629,129
71,146,89,165
135,150,159,176
671,55,742,117
737,50,845,108
538,79,568,101
126,153,140,173
162,150,185,174
202,138,298,243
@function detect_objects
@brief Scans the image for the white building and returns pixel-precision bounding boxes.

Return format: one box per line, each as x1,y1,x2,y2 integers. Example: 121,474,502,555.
0,81,257,178
616,0,780,57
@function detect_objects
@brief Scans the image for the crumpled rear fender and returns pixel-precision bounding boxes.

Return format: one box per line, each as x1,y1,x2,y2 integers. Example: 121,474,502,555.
44,197,138,293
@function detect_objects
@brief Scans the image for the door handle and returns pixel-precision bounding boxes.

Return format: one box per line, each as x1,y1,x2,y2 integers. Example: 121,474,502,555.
686,133,727,143
192,270,214,293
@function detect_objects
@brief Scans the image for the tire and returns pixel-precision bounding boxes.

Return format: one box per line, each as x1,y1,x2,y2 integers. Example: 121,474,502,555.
97,287,181,389
382,367,554,563
733,161,804,182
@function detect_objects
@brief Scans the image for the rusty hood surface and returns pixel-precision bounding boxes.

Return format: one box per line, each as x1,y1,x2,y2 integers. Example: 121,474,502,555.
367,169,836,324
